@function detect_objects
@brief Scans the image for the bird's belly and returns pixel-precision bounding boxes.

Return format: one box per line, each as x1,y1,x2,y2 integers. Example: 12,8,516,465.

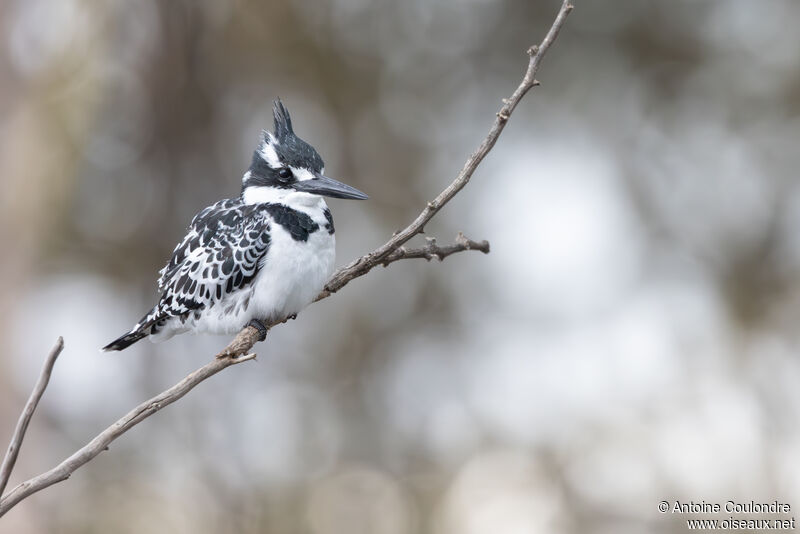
249,227,335,322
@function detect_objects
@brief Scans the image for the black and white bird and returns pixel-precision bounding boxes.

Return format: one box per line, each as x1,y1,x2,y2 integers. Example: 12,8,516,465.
103,100,367,352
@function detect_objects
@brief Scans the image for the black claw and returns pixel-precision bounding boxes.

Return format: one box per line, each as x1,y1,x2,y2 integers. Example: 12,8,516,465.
289,313,297,321
248,319,268,341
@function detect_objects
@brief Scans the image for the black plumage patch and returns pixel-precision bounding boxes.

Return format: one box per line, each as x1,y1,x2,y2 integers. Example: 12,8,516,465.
221,256,234,275
322,207,334,235
264,204,320,242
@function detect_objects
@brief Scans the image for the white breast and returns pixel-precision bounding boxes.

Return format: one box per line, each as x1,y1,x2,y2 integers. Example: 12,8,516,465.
248,209,335,322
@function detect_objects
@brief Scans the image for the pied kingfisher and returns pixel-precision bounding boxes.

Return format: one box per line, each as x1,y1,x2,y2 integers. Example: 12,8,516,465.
103,100,367,352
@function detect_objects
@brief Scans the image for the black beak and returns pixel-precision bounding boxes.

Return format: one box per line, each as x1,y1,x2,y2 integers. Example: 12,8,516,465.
292,173,368,200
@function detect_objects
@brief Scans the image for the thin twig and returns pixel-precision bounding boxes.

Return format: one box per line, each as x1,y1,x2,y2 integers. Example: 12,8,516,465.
0,337,64,498
0,0,573,517
0,352,256,517
380,233,490,266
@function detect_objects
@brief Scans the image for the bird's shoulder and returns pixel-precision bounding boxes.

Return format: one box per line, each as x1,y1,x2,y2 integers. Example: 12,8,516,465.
189,197,266,232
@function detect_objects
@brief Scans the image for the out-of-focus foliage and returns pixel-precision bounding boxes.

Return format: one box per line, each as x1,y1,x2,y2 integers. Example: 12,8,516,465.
1,0,799,533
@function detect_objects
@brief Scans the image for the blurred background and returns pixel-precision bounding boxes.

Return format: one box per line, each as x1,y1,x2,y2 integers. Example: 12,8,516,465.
1,0,799,532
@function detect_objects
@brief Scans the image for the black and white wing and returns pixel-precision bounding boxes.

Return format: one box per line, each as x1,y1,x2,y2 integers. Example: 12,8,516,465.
102,199,271,351
155,198,271,317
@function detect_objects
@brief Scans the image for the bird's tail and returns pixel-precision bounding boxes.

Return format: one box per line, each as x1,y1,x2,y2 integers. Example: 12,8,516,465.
102,310,160,352
101,328,148,352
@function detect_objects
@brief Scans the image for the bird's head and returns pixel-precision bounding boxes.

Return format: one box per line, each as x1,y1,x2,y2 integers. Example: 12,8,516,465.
242,100,368,205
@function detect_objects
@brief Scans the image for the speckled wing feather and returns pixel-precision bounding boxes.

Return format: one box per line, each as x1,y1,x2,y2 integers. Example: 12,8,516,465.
102,198,271,350
155,198,272,319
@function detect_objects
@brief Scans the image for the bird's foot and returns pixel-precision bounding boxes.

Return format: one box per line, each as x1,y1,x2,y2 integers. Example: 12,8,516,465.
288,313,297,321
248,319,268,342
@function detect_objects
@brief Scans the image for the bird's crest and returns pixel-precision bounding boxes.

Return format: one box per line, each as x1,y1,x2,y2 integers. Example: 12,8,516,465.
272,99,294,141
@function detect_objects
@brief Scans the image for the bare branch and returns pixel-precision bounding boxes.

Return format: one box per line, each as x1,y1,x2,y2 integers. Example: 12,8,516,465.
0,338,64,498
380,233,490,266
216,327,265,359
0,352,256,517
0,0,573,517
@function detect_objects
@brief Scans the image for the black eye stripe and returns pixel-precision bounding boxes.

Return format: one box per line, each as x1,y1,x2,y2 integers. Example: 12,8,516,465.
248,138,323,190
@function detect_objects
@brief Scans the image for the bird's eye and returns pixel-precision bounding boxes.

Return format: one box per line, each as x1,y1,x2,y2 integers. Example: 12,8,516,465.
278,168,293,181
